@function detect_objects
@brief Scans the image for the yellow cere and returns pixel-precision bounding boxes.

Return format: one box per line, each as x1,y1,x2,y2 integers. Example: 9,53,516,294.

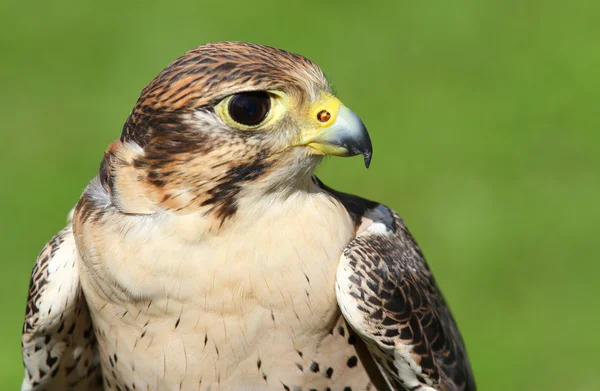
309,92,342,128
297,92,347,155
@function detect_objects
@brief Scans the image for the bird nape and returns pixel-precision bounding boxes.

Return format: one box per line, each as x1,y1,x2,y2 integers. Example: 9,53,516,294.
21,42,475,391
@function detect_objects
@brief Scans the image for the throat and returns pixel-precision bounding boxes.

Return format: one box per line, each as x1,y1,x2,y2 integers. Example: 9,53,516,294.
78,177,357,387
84,180,356,307
203,186,355,312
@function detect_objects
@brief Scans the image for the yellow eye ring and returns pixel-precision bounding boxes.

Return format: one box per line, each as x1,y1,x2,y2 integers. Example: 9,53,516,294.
227,92,271,126
216,90,289,130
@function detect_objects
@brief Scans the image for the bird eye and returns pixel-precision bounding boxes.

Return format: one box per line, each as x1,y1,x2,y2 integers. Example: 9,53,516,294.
227,92,271,126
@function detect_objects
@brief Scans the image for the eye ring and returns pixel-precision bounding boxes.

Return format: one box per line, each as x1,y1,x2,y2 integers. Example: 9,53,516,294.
227,92,271,126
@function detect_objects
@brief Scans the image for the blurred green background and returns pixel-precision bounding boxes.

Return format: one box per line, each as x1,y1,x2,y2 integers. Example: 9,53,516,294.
1,1,598,389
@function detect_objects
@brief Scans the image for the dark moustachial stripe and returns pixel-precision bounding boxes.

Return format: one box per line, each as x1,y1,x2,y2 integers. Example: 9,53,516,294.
201,150,272,221
90,42,329,224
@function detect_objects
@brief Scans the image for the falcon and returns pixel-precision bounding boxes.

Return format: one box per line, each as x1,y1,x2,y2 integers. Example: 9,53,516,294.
22,42,475,391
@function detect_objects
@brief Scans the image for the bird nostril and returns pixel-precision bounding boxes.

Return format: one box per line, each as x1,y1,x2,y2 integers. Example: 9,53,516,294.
317,110,331,123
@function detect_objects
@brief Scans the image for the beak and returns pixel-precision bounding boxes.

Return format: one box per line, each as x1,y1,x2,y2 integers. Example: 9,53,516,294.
300,97,373,168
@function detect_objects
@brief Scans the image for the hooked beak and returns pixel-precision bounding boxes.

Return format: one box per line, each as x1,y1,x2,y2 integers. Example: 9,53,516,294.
299,95,373,168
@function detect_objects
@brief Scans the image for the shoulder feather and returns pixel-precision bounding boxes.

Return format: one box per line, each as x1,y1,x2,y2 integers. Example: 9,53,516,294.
317,178,475,391
22,225,102,390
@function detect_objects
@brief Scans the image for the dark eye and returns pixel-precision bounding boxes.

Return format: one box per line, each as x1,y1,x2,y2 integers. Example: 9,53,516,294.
228,92,271,126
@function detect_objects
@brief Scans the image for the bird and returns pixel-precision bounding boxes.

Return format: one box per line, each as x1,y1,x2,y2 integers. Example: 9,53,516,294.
21,42,475,391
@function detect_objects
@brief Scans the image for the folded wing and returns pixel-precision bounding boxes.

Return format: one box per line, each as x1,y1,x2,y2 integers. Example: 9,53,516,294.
327,186,475,391
22,225,102,390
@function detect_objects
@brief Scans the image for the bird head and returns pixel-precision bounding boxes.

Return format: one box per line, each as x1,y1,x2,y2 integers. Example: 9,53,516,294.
99,42,372,222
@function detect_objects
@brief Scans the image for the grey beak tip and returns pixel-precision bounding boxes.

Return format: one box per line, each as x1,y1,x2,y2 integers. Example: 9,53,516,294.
364,152,372,168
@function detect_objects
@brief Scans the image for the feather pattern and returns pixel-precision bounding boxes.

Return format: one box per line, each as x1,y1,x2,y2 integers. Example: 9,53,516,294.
21,225,102,390
327,184,476,391
20,41,475,391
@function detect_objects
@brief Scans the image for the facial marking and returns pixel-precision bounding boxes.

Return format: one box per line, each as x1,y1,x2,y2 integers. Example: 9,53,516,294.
98,42,337,224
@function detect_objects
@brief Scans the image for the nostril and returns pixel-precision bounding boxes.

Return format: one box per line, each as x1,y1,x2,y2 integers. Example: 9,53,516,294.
317,110,331,123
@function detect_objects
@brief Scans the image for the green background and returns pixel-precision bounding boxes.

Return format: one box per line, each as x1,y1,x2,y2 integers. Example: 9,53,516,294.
1,1,598,389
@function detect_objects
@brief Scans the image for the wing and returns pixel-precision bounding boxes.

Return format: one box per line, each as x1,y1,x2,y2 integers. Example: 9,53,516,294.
22,225,103,390
321,181,475,391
